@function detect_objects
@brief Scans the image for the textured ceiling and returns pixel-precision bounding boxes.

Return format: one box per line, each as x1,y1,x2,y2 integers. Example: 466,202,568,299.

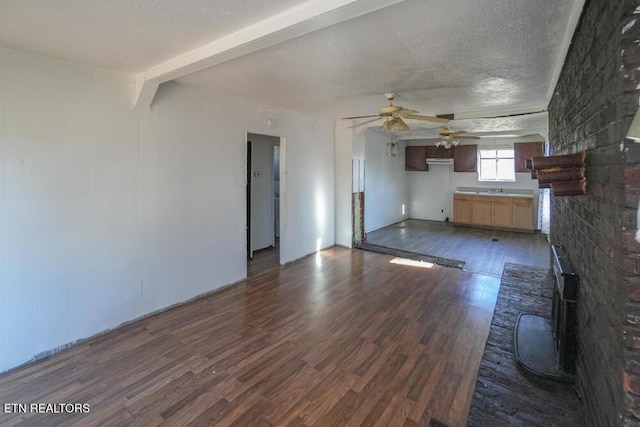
377,112,550,141
177,0,579,124
0,0,307,72
0,0,583,137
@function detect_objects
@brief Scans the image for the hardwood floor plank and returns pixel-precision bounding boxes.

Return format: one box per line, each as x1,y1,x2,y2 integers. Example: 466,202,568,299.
183,398,231,427
0,247,500,427
366,218,549,277
380,398,415,427
312,388,359,427
295,377,351,426
70,400,135,427
407,357,448,422
228,395,274,427
248,244,280,278
285,416,309,427
263,363,324,423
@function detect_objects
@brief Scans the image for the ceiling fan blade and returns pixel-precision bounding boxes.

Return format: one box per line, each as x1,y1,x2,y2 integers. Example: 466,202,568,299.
457,135,480,140
396,109,419,115
342,114,380,120
348,117,383,128
398,114,450,124
436,113,455,120
450,130,467,136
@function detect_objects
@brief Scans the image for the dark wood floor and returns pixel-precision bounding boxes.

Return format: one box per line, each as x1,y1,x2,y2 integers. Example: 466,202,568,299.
0,247,499,427
248,244,280,278
366,219,550,277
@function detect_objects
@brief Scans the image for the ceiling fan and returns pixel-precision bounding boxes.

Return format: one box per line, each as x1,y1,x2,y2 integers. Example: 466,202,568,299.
436,126,480,148
343,93,449,132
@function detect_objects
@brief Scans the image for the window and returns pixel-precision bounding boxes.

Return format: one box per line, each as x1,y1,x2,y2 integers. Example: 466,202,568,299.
479,148,515,181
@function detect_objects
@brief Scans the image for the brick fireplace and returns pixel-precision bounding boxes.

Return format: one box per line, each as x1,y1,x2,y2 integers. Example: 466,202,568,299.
548,0,640,424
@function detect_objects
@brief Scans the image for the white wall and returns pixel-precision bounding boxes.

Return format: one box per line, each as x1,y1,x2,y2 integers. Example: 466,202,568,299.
363,131,409,233
408,163,453,221
407,138,543,224
0,47,335,373
334,121,353,247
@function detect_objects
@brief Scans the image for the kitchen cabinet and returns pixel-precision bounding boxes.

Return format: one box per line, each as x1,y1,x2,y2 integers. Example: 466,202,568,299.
406,146,427,171
405,144,477,172
454,193,534,231
512,197,534,230
453,194,473,223
514,142,543,172
425,146,453,159
472,200,492,226
453,144,477,172
492,200,513,228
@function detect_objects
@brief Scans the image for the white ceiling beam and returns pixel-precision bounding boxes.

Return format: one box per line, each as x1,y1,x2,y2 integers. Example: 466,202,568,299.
134,0,409,108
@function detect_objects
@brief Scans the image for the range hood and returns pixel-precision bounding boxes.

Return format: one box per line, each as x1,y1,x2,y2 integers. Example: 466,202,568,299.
426,158,454,165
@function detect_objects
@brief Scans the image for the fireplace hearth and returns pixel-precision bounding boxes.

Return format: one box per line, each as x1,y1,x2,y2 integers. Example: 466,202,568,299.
513,245,578,382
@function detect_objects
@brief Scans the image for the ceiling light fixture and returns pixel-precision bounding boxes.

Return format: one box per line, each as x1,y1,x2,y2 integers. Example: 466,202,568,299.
435,136,459,149
381,117,409,132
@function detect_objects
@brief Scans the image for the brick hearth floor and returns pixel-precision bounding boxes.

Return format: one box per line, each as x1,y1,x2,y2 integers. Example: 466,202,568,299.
467,263,584,426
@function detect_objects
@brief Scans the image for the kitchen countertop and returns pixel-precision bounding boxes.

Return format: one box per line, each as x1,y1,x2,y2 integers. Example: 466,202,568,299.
454,187,534,199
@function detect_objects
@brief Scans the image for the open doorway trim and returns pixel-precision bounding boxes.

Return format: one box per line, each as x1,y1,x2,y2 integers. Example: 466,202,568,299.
245,132,286,271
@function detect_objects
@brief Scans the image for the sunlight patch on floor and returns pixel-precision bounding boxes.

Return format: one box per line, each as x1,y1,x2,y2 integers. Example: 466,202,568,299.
390,257,434,269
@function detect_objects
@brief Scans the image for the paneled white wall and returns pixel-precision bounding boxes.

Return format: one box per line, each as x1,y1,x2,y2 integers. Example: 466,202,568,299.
408,164,453,221
0,47,335,373
363,132,409,233
0,53,5,376
333,121,354,247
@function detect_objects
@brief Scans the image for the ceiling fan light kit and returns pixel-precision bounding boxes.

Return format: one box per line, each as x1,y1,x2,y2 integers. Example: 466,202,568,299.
435,126,479,148
343,94,485,148
382,117,409,132
343,93,449,131
436,137,459,149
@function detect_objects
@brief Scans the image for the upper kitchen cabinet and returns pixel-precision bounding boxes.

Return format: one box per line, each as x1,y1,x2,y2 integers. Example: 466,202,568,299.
514,141,543,172
406,146,428,171
453,144,478,172
425,146,454,159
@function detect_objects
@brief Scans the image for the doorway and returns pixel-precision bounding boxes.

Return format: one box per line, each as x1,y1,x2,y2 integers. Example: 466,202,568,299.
247,132,282,277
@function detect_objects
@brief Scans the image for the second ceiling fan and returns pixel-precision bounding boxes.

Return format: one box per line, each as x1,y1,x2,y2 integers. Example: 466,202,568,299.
436,126,480,148
343,93,449,132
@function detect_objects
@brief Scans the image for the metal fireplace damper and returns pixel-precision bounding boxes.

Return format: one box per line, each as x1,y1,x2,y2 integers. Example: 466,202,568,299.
513,245,578,383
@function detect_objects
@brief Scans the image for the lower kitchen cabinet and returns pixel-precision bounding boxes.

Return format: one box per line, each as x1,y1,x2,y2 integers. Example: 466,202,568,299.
472,200,492,226
512,198,534,230
492,201,513,228
454,193,534,232
453,195,473,224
